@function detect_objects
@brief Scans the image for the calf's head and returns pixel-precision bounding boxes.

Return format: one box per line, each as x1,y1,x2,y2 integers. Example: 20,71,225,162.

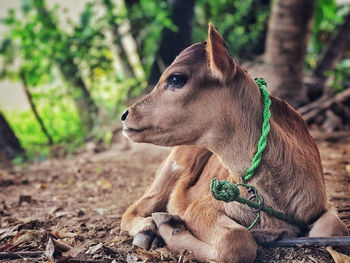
122,24,259,148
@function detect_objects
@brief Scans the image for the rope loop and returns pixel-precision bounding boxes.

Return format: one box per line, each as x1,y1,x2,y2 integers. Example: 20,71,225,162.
248,193,264,213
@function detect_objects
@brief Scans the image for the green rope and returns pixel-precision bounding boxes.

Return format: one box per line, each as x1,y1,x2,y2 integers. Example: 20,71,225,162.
210,179,307,230
209,179,263,229
209,78,307,230
243,78,271,182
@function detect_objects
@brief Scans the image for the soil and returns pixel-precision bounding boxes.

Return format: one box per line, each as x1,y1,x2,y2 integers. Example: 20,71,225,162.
0,130,349,263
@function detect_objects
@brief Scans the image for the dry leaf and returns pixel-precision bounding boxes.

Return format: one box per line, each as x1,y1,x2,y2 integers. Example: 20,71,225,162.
0,225,19,240
52,238,72,252
94,208,110,215
126,253,139,263
11,232,32,247
48,206,61,214
326,246,350,263
345,164,350,173
105,235,130,245
55,211,75,218
136,248,161,261
56,229,76,239
35,182,46,189
50,230,61,239
0,231,33,252
85,242,103,255
63,240,95,258
45,237,55,259
97,177,112,189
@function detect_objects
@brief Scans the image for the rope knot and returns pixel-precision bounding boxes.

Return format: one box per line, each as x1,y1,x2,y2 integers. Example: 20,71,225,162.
254,77,267,88
210,178,240,203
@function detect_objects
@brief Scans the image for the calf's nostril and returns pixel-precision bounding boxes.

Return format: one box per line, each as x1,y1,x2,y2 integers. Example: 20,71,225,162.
121,109,129,121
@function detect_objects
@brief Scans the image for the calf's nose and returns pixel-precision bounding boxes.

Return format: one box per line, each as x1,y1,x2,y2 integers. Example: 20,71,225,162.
121,109,129,122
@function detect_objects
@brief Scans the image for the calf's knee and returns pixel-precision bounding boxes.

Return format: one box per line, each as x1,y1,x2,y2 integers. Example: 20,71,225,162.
309,209,348,237
215,228,257,263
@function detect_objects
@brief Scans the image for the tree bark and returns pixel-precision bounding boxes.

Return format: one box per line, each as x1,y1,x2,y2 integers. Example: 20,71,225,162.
264,0,316,107
146,0,195,93
0,111,24,159
20,72,53,145
308,12,350,100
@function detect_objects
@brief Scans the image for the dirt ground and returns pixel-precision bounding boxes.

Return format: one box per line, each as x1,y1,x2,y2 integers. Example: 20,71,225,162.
0,130,350,262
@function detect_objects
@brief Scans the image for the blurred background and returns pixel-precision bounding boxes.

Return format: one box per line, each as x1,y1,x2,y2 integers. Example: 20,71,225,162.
0,0,349,163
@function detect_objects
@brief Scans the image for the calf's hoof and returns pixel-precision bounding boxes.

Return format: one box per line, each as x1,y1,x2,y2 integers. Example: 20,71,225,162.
152,212,186,236
133,230,165,250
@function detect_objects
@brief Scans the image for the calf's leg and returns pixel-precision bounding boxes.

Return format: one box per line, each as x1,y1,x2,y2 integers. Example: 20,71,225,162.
309,206,348,237
121,153,182,249
309,205,349,253
121,146,212,250
153,199,257,263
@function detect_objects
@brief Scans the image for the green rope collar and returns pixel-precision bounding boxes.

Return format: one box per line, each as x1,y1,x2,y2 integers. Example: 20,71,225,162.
210,78,307,231
243,78,271,182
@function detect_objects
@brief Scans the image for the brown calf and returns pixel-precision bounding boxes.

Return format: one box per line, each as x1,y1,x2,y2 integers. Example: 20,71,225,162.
120,24,348,263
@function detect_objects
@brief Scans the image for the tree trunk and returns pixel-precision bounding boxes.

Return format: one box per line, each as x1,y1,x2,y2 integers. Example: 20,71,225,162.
308,12,350,100
103,0,145,82
146,0,195,93
20,72,53,145
34,0,98,132
0,111,24,159
60,57,98,132
103,0,135,79
264,0,316,107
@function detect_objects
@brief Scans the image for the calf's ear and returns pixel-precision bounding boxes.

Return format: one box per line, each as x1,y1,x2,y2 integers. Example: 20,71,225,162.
206,23,236,82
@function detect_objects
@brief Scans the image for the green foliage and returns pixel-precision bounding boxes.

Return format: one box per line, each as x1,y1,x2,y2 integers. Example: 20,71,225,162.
312,0,338,54
328,58,350,93
193,0,270,61
3,85,83,160
5,110,49,160
0,0,141,161
306,1,349,92
307,1,350,69
64,2,115,81
128,0,176,76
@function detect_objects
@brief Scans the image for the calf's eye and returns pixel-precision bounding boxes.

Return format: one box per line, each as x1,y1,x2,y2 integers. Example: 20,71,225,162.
167,74,187,89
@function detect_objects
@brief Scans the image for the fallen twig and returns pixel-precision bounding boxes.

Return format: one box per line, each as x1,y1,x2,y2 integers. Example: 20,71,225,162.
299,88,350,124
58,259,113,263
310,130,350,142
0,251,44,259
263,236,350,248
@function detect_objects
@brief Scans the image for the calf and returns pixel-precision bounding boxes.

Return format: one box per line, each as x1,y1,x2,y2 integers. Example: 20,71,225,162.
120,24,348,263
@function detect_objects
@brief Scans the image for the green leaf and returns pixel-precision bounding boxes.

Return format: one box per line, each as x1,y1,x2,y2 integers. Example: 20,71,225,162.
21,0,34,13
